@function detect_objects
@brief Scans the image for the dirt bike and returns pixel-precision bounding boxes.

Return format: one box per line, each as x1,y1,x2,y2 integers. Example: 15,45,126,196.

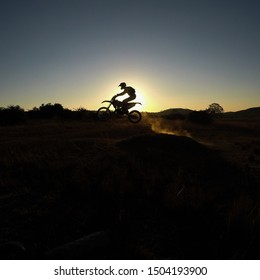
97,95,142,123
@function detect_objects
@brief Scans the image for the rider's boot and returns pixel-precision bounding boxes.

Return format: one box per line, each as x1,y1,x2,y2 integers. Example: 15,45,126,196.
122,103,128,114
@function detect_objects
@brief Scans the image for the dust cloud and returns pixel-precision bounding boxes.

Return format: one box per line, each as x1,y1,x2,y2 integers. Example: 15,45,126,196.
146,116,192,137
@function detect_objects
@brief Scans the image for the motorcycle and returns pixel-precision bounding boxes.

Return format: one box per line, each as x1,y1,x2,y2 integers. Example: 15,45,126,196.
97,95,142,123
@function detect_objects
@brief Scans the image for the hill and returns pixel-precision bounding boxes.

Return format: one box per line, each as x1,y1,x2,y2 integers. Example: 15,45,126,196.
224,107,260,118
147,108,192,120
149,107,260,119
156,108,192,116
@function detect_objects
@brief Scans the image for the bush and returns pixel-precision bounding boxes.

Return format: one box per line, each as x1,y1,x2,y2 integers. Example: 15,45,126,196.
1,102,96,124
0,105,26,125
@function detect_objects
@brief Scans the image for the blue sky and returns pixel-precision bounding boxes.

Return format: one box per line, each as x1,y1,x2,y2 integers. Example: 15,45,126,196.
0,0,259,112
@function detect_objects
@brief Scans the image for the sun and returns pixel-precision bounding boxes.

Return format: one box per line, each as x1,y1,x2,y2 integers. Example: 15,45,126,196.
100,78,158,112
115,88,147,111
134,87,158,112
135,90,146,110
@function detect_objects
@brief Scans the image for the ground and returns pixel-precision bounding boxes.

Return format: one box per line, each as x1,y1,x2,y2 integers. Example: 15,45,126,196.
0,115,259,259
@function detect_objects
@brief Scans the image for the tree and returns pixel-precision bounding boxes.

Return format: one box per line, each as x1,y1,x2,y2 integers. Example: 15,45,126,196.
0,105,25,125
206,103,224,115
38,103,64,118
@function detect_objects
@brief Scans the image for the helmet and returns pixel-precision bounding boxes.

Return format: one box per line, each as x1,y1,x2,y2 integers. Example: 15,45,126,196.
119,82,126,88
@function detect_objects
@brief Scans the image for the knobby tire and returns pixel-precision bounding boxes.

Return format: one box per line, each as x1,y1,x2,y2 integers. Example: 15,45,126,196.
97,107,111,121
128,110,142,123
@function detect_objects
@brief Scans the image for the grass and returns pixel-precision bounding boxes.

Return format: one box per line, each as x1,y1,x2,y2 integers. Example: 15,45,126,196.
0,116,259,259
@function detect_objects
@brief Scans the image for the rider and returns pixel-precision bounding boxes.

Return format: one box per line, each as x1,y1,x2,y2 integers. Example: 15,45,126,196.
115,82,136,112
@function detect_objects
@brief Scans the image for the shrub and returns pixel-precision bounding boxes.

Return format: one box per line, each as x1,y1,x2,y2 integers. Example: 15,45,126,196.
0,105,25,125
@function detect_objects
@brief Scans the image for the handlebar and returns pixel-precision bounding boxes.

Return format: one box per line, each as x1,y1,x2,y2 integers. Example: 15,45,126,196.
101,96,141,106
101,95,117,104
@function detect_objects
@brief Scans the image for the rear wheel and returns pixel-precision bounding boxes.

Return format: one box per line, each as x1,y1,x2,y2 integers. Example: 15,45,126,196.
97,107,111,121
128,110,142,123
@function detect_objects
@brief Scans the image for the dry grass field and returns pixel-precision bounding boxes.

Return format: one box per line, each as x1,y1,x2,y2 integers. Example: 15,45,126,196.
0,115,260,259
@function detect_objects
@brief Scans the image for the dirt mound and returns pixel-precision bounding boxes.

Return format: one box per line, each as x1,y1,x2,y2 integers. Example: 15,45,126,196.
118,133,203,150
117,133,209,163
116,133,254,196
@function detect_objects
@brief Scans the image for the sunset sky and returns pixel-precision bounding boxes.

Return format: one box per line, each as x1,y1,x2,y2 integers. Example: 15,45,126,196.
0,0,259,112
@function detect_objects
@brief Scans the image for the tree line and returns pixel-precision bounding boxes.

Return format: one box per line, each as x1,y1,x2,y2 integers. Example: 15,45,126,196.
0,103,95,125
188,103,224,124
0,102,224,125
156,103,224,124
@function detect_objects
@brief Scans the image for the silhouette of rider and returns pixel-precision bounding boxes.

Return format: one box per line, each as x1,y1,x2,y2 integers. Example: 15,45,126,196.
115,82,136,112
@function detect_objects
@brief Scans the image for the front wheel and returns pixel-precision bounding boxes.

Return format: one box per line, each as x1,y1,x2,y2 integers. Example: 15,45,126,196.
128,110,142,123
97,107,111,121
